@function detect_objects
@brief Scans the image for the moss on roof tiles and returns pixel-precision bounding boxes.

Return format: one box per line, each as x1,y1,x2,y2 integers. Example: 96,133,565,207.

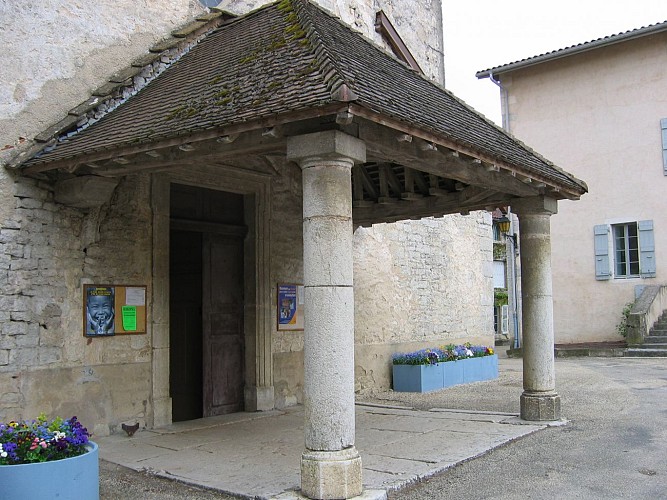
21,0,585,194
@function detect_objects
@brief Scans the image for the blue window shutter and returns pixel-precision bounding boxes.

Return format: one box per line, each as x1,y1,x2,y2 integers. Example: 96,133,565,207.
639,220,656,278
662,119,667,175
594,225,611,280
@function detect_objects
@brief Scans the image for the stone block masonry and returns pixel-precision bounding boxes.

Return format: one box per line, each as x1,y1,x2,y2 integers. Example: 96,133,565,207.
0,173,153,434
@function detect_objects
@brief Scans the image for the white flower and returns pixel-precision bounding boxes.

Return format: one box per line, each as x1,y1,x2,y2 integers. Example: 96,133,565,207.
53,431,66,440
465,349,473,357
0,444,6,458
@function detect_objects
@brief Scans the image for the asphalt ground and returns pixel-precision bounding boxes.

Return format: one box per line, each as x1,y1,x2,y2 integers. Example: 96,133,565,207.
100,357,667,499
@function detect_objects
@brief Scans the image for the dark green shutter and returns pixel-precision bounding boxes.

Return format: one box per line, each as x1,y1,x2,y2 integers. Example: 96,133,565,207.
639,220,656,278
594,225,611,280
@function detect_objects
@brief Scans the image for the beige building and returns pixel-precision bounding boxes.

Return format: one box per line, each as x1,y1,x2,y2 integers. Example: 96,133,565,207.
478,22,667,344
2,0,586,497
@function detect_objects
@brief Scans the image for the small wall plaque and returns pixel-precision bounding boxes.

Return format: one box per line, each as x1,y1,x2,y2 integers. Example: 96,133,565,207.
277,283,304,331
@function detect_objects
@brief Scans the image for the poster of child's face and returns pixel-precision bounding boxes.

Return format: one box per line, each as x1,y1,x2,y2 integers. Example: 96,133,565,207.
86,287,115,336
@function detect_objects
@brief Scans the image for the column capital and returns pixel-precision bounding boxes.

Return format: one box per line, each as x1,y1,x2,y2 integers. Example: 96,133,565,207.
511,196,558,216
287,130,366,168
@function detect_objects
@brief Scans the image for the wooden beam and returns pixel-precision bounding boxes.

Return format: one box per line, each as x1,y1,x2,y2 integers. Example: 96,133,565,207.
352,166,365,202
403,167,415,193
350,108,585,199
377,164,397,204
381,164,403,197
375,11,423,74
413,169,430,194
81,133,286,176
353,189,511,226
359,120,539,198
459,186,495,205
357,164,378,199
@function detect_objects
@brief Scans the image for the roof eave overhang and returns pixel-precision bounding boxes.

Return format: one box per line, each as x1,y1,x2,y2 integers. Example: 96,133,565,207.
19,102,586,202
19,103,353,176
476,22,667,79
348,104,586,201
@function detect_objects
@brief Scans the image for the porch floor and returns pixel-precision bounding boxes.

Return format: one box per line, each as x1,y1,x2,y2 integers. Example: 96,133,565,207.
96,403,548,499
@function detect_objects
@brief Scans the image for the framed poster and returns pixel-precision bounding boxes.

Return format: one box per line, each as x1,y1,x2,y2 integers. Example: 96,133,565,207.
277,283,304,331
83,285,147,337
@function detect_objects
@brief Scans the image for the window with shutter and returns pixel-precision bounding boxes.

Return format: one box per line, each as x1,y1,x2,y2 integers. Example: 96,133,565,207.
597,220,656,279
612,222,639,277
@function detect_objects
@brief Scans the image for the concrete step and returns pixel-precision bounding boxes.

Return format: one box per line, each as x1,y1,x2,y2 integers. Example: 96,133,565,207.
634,343,667,349
645,335,667,343
625,348,667,357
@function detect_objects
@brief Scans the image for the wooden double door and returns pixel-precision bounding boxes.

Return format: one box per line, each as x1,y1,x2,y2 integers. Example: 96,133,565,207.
169,185,246,421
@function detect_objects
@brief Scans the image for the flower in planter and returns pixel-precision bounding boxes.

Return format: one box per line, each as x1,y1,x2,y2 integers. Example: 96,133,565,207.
393,343,495,365
0,414,91,465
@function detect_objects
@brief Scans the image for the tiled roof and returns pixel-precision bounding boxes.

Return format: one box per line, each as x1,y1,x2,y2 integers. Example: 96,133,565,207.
476,20,667,78
21,0,586,195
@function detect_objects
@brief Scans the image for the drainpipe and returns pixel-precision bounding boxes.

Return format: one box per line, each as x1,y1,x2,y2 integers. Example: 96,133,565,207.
489,72,510,133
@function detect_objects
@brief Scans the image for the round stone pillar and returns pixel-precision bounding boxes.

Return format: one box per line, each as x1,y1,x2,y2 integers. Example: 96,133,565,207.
287,131,366,500
514,196,561,421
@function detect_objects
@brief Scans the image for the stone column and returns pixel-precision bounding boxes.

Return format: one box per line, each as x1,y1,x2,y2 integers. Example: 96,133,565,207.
287,131,366,499
513,196,561,421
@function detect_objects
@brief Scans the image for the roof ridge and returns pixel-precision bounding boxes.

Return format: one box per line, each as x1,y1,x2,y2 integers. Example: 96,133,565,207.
290,0,357,102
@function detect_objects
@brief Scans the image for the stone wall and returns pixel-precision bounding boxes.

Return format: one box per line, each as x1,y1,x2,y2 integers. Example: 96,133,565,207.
0,173,153,436
270,161,306,408
268,156,494,404
353,214,494,392
0,0,205,165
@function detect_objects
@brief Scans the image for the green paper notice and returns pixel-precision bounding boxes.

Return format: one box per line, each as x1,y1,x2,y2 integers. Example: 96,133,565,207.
122,306,137,331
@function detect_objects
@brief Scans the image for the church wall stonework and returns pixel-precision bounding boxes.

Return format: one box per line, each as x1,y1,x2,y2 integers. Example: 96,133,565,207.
353,214,494,393
0,0,206,162
0,173,153,436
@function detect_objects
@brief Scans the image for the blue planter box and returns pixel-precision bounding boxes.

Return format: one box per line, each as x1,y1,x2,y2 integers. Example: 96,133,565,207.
392,363,444,392
0,441,99,500
442,360,464,388
393,355,498,392
462,355,499,383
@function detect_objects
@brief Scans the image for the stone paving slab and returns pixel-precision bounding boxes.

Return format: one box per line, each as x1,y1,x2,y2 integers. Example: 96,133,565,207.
96,404,546,499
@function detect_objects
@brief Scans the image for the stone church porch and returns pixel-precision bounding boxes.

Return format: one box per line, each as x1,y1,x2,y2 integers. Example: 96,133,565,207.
12,1,587,498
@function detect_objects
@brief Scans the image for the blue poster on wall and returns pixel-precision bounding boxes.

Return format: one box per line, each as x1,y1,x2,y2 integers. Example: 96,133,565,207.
277,284,304,330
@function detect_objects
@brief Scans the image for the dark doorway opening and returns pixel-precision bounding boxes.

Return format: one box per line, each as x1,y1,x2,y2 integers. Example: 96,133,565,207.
169,184,246,422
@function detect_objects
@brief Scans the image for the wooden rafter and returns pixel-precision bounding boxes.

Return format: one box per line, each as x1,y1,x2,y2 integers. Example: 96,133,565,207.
353,188,509,227
358,120,539,198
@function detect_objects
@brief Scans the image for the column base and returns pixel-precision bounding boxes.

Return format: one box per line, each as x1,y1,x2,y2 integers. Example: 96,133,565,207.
244,385,275,411
152,396,172,427
301,447,362,500
520,391,561,421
